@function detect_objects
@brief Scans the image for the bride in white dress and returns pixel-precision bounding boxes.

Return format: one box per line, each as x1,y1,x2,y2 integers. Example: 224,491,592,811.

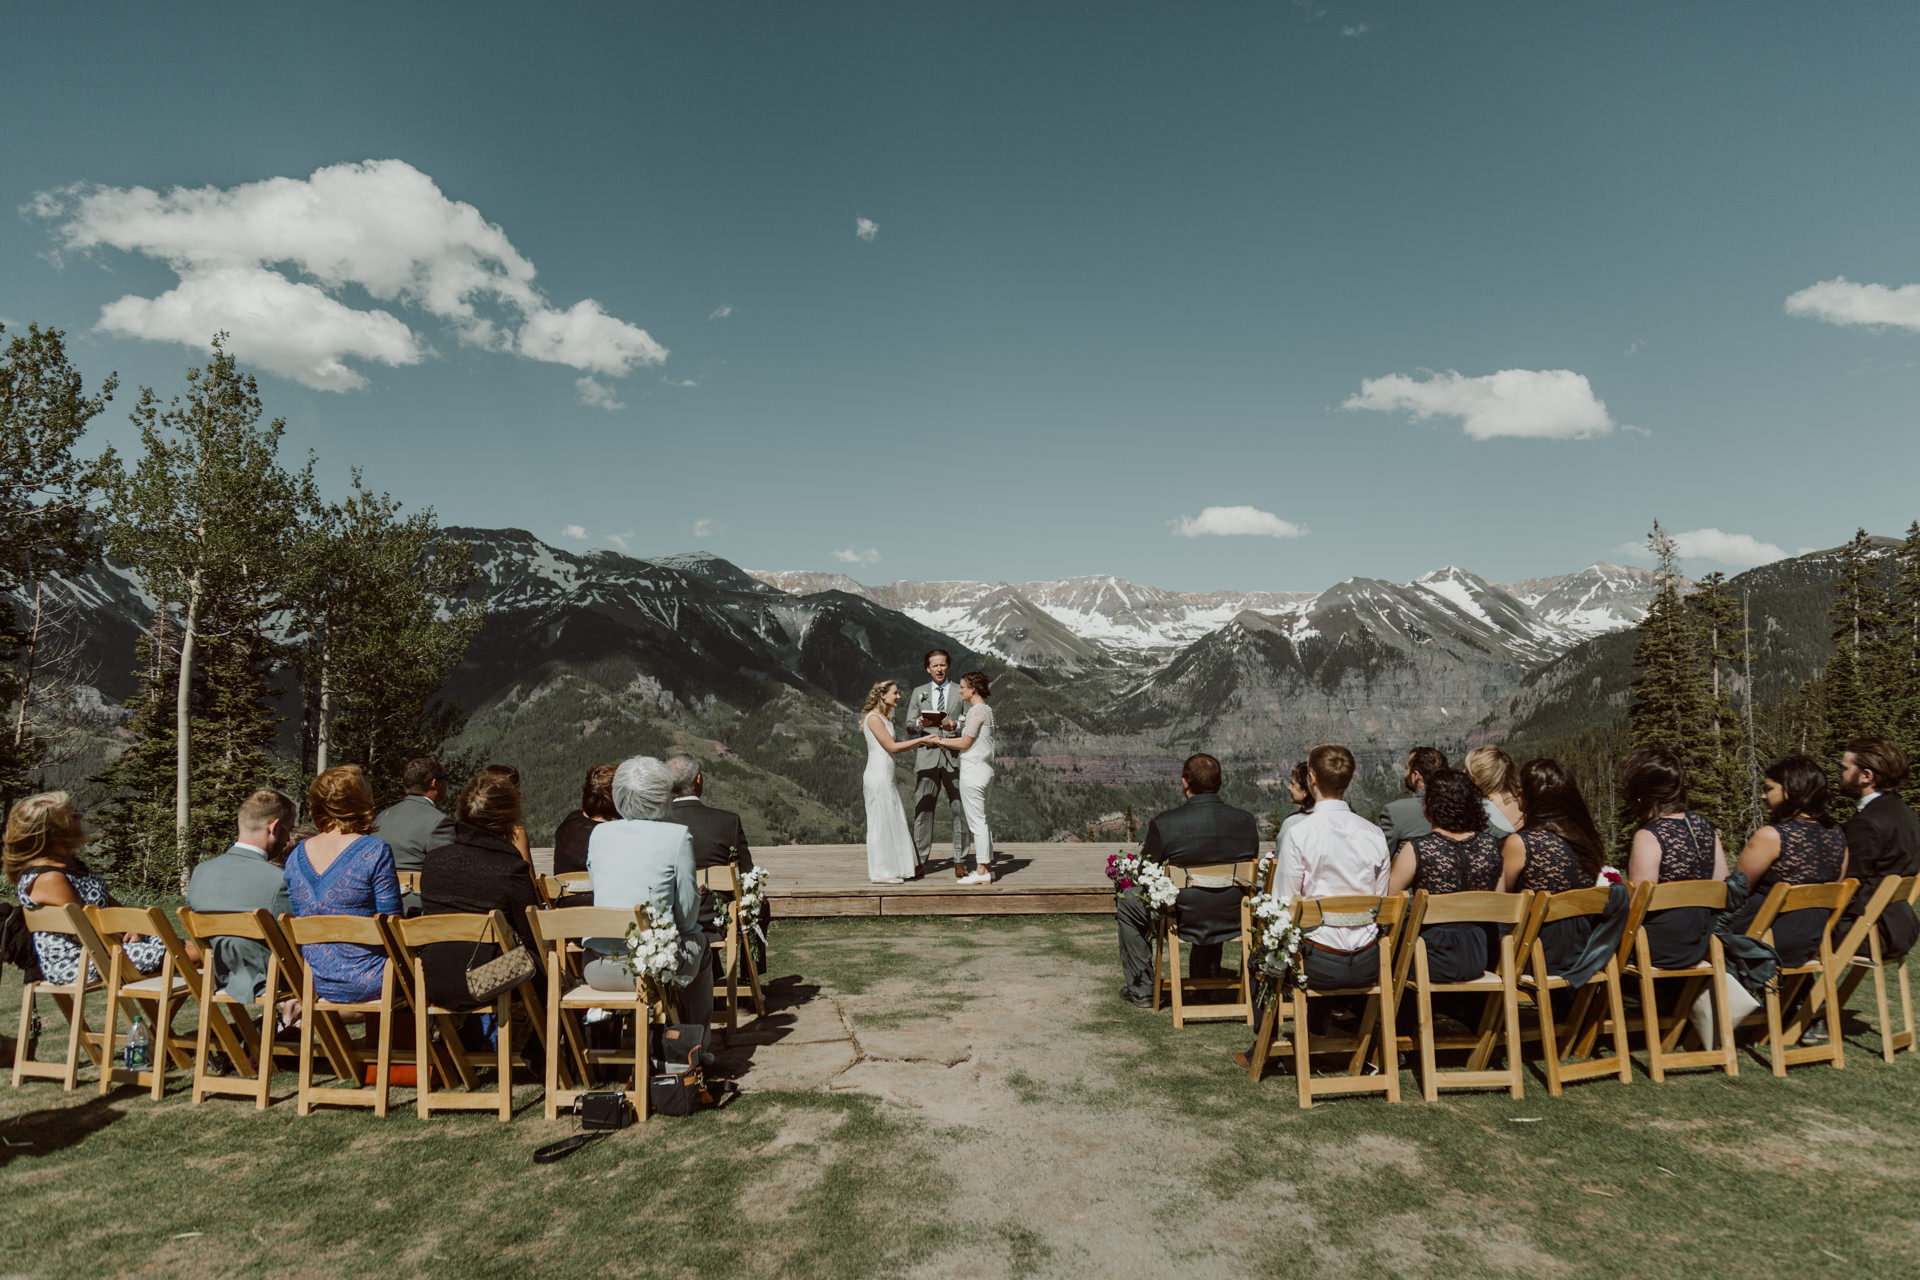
860,680,934,883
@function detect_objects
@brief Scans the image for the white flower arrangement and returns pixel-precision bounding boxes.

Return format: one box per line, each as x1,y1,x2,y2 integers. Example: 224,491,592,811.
1249,893,1306,990
622,918,685,987
736,866,770,941
1107,850,1179,910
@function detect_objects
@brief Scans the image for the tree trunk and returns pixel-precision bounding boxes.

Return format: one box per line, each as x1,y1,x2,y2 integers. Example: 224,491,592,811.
12,579,42,750
176,577,201,893
315,640,331,775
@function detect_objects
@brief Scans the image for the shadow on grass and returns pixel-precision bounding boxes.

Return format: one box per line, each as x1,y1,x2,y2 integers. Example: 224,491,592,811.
0,1090,132,1167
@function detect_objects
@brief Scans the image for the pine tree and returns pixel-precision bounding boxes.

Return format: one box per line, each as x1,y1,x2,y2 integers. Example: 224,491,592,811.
0,324,115,802
1628,522,1711,758
1686,572,1752,837
1824,528,1894,762
1890,521,1920,802
92,607,183,891
96,337,314,888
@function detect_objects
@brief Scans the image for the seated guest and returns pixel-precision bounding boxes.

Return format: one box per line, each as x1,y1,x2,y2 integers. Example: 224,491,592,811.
1379,746,1446,850
287,765,402,1004
1726,754,1848,968
7,792,164,985
661,753,765,944
1115,754,1260,1008
552,763,618,876
372,755,455,914
1619,746,1726,969
1464,745,1524,835
419,769,542,1011
186,789,297,1000
1835,738,1920,960
583,756,713,1026
1388,768,1503,981
481,764,533,865
1276,760,1315,850
1500,758,1607,976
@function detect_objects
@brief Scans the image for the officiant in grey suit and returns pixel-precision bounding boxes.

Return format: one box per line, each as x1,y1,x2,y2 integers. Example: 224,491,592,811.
902,648,968,876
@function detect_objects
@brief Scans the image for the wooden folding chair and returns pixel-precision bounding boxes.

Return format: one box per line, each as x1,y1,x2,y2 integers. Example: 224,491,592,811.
1794,874,1917,1063
1753,879,1856,1077
699,864,765,1031
396,871,422,898
1246,894,1407,1107
145,906,277,1108
536,873,592,908
1152,860,1257,1027
1406,890,1535,1101
176,908,308,1108
389,910,545,1121
83,906,195,1100
1516,888,1639,1095
1622,881,1738,1081
283,914,407,1116
525,905,657,1123
11,905,107,1090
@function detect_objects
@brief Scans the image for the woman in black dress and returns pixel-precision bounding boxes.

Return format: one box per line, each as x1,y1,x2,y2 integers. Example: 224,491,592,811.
1501,757,1607,976
1727,754,1849,966
419,770,543,1013
552,762,618,877
1388,769,1504,982
1619,745,1727,969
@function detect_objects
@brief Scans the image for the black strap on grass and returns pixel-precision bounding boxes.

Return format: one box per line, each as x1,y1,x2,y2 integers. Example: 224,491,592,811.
532,1132,609,1164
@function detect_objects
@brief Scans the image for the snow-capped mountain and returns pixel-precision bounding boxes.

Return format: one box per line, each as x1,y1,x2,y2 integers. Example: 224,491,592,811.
1499,562,1664,638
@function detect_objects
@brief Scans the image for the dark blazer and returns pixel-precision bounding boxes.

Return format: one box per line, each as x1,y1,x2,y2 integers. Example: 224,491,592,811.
551,810,602,877
662,797,760,935
1141,793,1261,947
417,822,542,1010
1841,791,1920,959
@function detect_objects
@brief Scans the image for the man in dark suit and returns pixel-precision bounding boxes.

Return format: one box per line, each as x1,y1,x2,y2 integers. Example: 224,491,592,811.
1378,746,1445,852
371,756,455,915
661,754,766,953
1115,753,1261,1007
186,789,296,1002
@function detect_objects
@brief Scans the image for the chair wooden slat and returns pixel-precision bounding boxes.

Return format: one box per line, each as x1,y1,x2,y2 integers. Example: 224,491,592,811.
524,905,655,1124
1153,859,1257,1028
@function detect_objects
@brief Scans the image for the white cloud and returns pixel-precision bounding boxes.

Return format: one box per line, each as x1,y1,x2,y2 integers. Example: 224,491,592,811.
661,376,699,388
690,518,726,538
560,524,589,540
1614,527,1788,569
31,159,668,392
1784,277,1920,333
1170,506,1308,539
606,530,634,552
855,216,879,243
1342,23,1371,36
1624,338,1644,357
575,376,624,411
1342,368,1617,440
833,546,882,565
708,304,733,320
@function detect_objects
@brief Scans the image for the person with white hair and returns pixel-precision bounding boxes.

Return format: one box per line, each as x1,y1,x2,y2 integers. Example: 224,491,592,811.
582,756,713,1024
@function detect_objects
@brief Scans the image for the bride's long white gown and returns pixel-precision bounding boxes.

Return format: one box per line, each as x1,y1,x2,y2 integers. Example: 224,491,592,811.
862,717,919,882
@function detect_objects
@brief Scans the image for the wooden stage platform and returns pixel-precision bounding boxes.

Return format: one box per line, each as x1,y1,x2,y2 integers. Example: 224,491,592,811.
535,843,1125,918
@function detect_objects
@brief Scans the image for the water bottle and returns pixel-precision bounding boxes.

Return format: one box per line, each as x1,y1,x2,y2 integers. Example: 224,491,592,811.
124,1016,150,1072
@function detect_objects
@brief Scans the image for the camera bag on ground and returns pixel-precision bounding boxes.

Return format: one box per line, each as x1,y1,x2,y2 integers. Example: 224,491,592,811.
648,1023,737,1114
531,1091,631,1164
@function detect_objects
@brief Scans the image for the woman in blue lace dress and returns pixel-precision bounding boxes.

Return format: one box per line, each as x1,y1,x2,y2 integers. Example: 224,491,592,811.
1727,755,1848,967
5,793,165,985
1389,769,1504,982
285,765,402,1003
1501,758,1607,976
1620,746,1727,969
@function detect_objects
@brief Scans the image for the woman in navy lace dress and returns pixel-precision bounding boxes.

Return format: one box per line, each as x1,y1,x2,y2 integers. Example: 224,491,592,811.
285,765,402,1003
1389,769,1504,982
1620,746,1727,968
1501,758,1607,976
1727,755,1848,967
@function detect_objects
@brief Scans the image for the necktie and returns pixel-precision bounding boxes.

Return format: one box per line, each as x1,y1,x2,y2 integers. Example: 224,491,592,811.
935,685,945,712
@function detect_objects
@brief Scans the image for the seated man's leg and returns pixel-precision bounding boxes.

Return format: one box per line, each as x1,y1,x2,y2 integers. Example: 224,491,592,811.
1188,942,1223,980
1301,945,1380,1033
1115,891,1157,1005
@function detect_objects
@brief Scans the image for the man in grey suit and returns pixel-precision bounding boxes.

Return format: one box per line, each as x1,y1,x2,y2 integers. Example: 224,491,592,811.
372,755,455,914
1378,746,1446,853
186,789,295,1002
901,648,968,878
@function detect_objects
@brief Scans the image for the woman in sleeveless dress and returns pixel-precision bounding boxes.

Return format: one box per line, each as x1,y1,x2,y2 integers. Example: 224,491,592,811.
285,765,403,1004
944,671,997,885
859,681,934,883
1500,757,1607,977
1388,769,1503,982
6,792,165,987
1726,754,1849,967
1619,745,1727,969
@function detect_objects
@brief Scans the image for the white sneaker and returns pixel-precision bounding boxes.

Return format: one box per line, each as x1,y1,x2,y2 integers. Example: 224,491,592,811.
957,870,989,885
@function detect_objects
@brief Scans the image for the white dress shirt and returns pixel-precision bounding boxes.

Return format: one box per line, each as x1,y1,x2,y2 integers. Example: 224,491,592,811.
1272,799,1391,951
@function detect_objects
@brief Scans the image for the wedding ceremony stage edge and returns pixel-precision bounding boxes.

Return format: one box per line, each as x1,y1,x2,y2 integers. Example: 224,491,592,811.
531,843,1122,917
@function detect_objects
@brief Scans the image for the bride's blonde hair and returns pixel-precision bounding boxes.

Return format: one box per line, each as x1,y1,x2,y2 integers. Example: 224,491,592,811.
860,680,899,716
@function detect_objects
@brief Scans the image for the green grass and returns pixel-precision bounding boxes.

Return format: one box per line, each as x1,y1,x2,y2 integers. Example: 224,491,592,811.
5,914,1918,1279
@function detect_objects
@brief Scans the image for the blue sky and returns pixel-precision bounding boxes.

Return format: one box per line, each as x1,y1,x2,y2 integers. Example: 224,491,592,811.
3,2,1917,593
